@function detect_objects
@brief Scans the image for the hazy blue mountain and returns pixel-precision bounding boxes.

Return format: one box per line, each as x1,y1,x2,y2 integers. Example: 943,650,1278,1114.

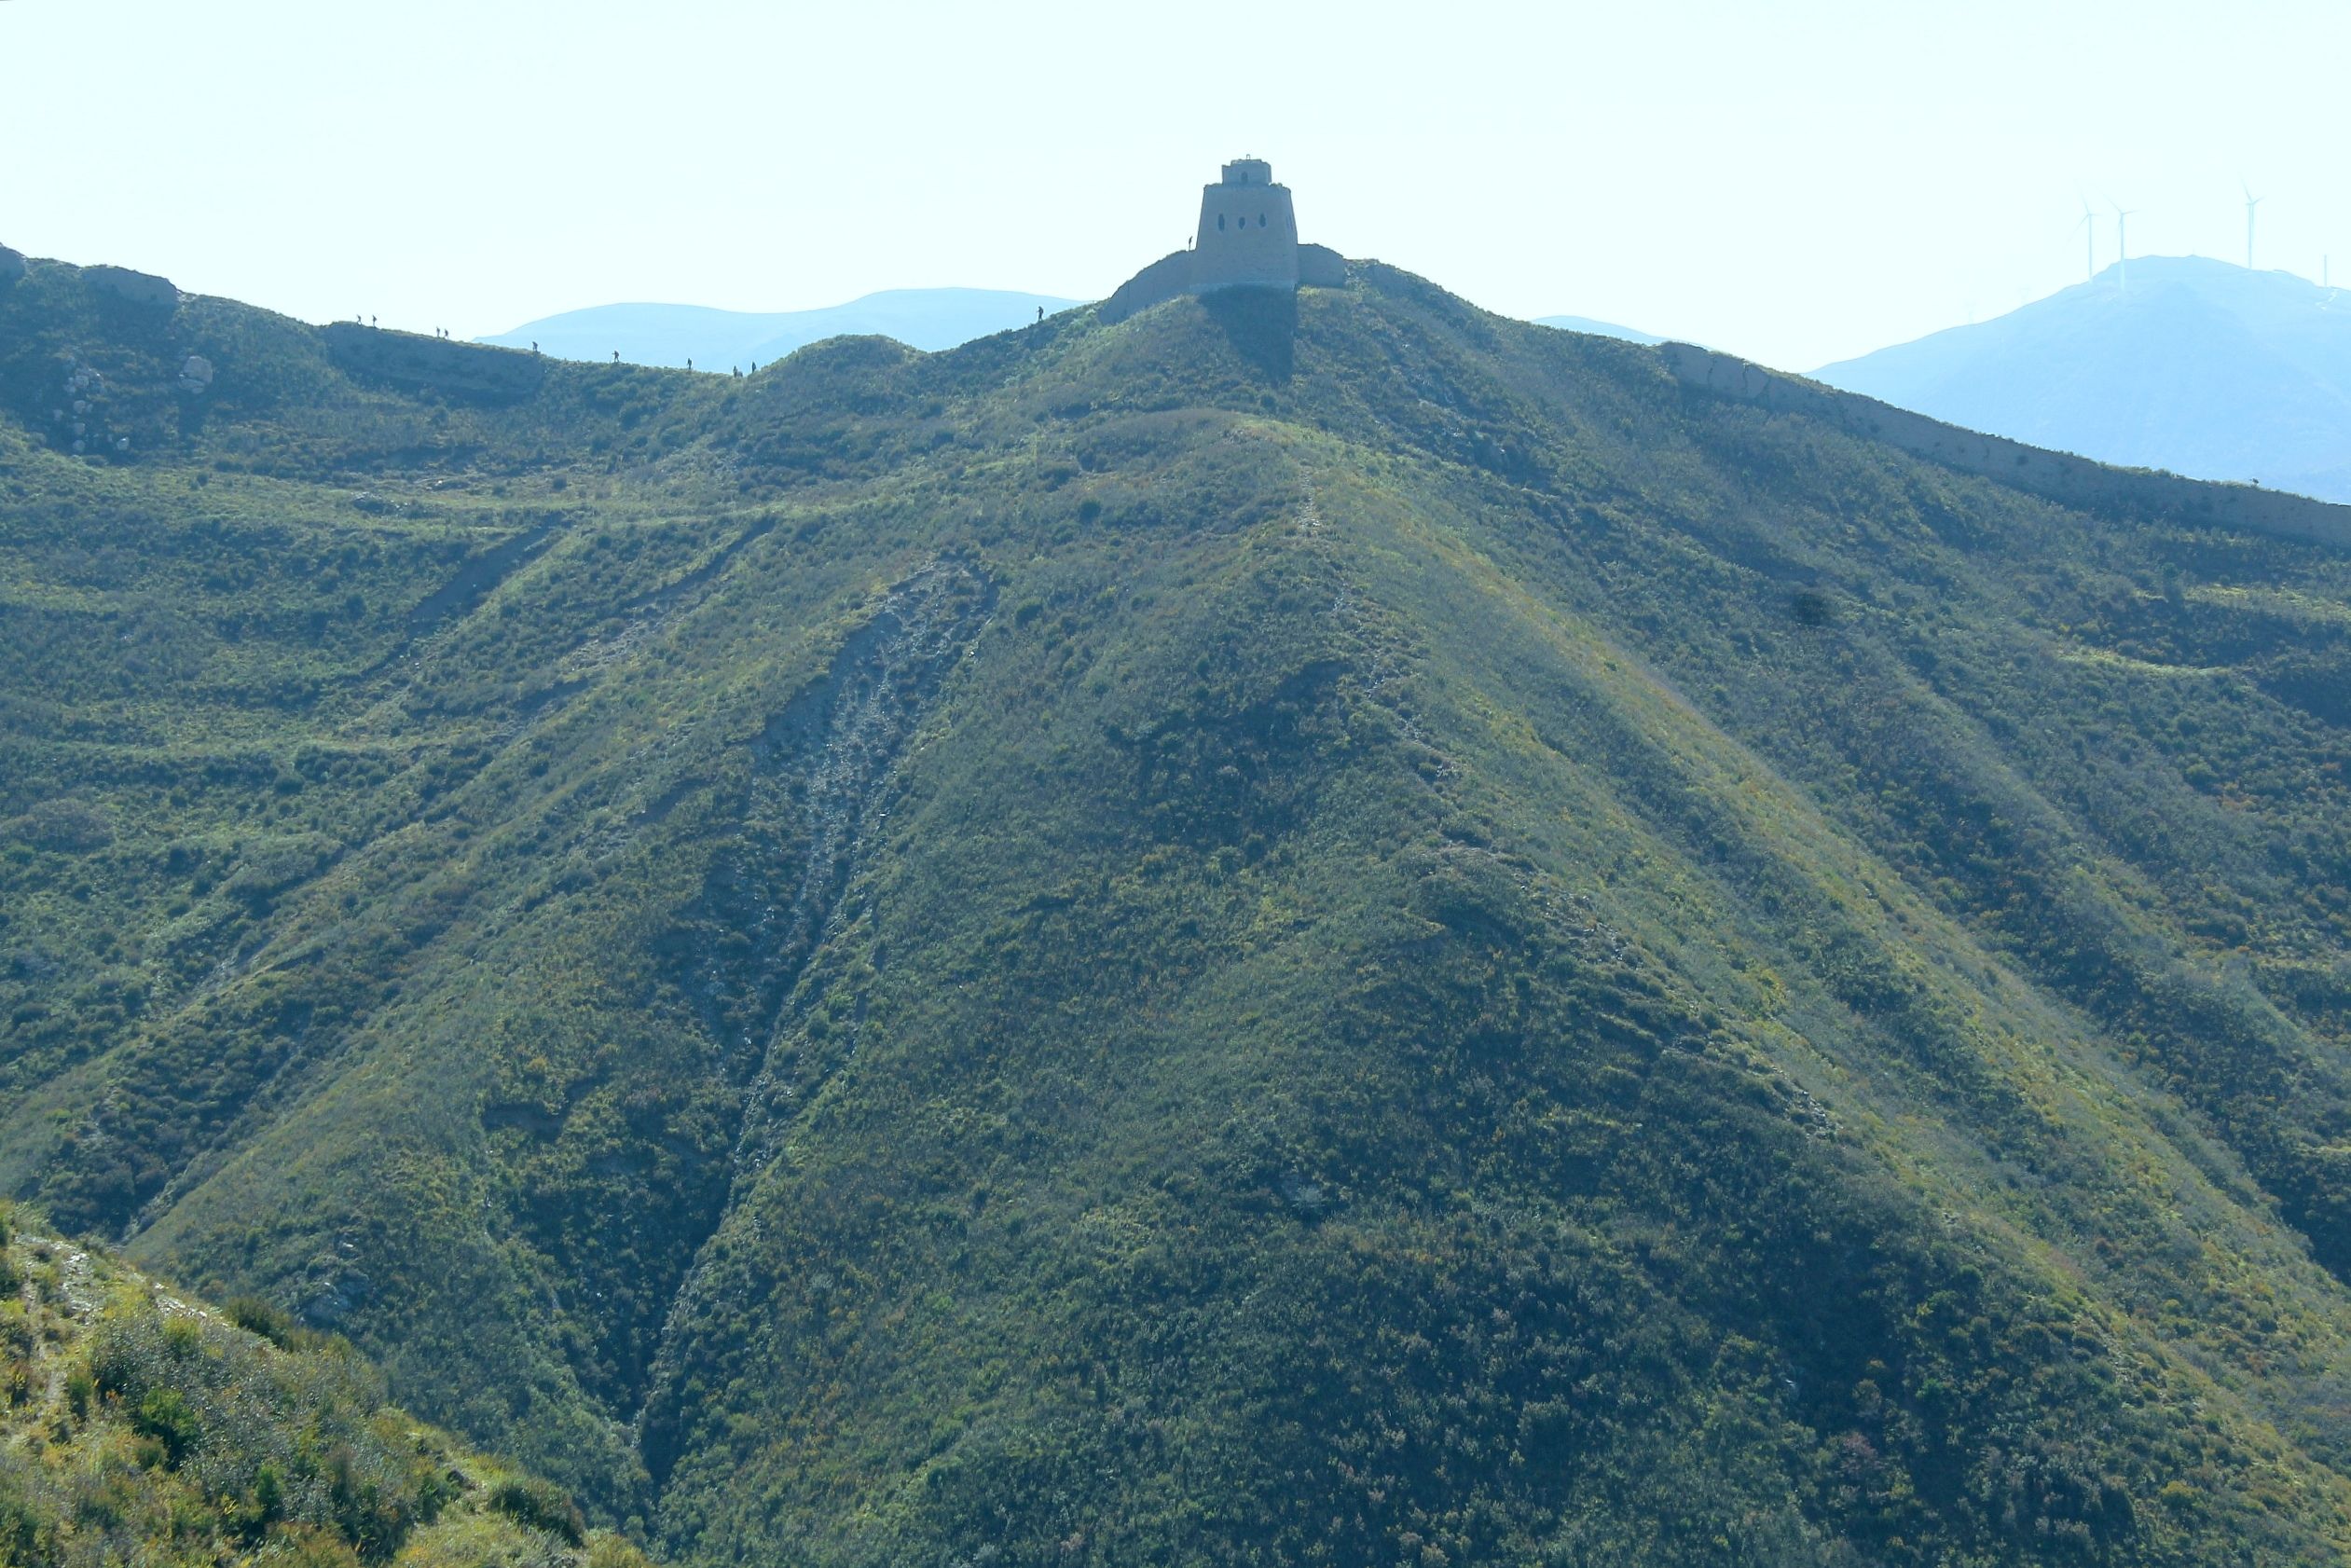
481,287,1082,368
1816,255,2351,502
1535,313,1662,344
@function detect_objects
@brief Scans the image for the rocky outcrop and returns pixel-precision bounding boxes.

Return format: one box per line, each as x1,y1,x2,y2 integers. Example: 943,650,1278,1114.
697,557,995,1161
0,244,24,288
85,264,179,309
639,559,994,1481
1660,340,2351,551
322,322,547,401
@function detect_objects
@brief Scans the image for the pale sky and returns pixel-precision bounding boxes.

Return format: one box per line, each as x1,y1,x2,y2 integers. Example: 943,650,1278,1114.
6,0,2345,370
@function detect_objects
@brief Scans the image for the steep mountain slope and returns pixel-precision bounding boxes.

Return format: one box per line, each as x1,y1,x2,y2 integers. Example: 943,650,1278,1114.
478,289,1082,369
0,1202,654,1567
6,253,2351,1564
1817,256,2351,502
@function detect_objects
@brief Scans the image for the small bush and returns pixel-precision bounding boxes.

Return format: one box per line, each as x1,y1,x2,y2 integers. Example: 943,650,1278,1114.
586,1534,654,1568
485,1477,584,1546
226,1295,300,1346
133,1387,199,1465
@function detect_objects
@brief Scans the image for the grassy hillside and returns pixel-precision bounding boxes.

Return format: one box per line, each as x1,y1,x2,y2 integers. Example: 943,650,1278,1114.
0,1202,653,1567
6,252,2351,1564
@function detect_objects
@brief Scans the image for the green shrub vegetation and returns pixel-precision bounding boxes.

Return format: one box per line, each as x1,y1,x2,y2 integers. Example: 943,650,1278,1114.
0,1203,654,1566
5,254,2351,1561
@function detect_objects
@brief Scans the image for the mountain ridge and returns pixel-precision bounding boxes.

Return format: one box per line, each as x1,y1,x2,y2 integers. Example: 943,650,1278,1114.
6,250,2351,1563
1534,312,1663,345
1664,337,2351,549
478,287,1083,369
1816,254,2351,503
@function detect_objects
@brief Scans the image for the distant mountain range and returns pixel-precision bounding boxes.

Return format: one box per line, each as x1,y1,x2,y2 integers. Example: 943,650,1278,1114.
480,287,1081,369
1533,313,1662,345
1816,255,2351,502
488,292,1665,371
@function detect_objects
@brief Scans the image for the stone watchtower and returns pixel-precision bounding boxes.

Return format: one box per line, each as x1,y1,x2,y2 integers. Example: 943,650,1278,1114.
1100,157,1348,323
1192,158,1299,292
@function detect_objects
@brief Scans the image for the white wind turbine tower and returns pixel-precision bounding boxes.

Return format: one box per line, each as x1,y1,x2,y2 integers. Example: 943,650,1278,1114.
2076,197,2098,282
2244,183,2263,270
2112,204,2137,291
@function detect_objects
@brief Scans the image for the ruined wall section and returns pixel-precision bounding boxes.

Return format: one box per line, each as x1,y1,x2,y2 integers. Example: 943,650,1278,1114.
1100,243,1353,327
1100,251,1196,326
1659,341,2351,551
323,323,547,402
1297,243,1349,288
1100,245,1350,326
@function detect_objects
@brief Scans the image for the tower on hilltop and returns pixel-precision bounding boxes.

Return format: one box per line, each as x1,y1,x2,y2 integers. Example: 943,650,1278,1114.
1101,157,1348,324
1193,158,1300,292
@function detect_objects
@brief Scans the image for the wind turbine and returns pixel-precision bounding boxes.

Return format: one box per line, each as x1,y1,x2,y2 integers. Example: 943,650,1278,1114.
2244,183,2262,270
2076,196,2098,282
2112,204,2137,291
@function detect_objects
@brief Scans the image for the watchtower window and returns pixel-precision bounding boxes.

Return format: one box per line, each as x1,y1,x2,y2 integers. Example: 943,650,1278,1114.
1258,213,1267,227
1217,213,1226,230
